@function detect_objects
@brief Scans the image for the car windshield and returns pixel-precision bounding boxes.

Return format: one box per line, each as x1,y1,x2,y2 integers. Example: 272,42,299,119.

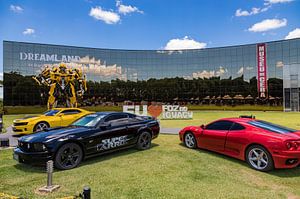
43,110,60,116
72,114,106,127
248,120,297,134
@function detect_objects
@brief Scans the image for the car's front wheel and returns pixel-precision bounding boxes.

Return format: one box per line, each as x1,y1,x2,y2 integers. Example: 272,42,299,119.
33,122,49,132
136,131,152,150
246,145,274,172
55,143,83,170
184,132,197,149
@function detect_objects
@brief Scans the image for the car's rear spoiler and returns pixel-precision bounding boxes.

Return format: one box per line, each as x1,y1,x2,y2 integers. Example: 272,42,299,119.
239,115,255,119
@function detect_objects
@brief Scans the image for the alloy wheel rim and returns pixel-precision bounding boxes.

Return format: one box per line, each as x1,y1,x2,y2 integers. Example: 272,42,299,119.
36,123,48,131
140,133,151,148
185,134,195,148
248,148,268,170
60,146,80,168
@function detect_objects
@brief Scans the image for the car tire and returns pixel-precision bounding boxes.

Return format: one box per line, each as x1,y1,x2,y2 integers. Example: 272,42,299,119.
184,132,197,149
246,145,274,172
136,131,152,150
33,122,49,132
55,143,83,170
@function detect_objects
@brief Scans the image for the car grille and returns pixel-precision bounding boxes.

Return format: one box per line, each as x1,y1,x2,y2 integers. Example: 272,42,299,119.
13,129,23,132
18,141,34,152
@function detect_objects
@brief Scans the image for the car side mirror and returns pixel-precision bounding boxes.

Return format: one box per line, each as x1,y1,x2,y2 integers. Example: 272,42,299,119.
200,124,205,129
58,113,65,117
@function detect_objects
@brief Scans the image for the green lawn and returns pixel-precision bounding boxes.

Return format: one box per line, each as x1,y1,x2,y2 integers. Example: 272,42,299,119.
0,135,300,199
1,111,300,198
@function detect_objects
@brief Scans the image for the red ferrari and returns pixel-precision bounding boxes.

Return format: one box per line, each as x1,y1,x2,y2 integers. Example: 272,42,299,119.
179,116,300,171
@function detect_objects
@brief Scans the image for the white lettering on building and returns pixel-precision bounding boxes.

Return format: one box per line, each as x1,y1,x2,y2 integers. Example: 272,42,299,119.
257,44,267,98
19,52,81,62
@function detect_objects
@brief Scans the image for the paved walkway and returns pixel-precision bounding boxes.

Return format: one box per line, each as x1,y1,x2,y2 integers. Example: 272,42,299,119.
0,127,18,147
0,126,180,147
160,128,180,135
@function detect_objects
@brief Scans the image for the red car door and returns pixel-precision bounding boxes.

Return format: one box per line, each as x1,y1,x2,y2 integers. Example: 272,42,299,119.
224,122,248,159
198,120,234,152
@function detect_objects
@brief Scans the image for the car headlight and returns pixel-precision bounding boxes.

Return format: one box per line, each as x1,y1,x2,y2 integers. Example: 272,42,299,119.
33,143,48,152
13,122,28,126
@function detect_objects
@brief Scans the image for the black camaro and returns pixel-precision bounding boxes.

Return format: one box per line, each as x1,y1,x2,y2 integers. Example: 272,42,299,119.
13,112,160,169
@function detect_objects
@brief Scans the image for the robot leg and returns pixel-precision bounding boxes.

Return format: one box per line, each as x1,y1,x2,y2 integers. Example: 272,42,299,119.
68,83,77,108
48,83,57,109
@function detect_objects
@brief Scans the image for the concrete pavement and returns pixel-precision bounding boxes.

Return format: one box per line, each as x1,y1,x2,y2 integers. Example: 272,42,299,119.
0,126,18,147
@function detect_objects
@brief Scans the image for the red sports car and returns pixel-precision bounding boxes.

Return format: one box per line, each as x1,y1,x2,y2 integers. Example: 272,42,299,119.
179,116,300,171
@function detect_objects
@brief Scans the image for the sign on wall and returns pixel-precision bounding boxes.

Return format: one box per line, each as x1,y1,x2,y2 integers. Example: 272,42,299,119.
19,52,81,62
123,105,193,119
257,43,268,98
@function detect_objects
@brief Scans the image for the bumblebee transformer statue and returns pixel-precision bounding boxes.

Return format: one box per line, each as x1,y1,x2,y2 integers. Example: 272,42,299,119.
32,63,87,109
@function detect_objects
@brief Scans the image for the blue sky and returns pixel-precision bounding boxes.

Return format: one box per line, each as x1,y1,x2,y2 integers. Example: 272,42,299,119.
0,0,300,73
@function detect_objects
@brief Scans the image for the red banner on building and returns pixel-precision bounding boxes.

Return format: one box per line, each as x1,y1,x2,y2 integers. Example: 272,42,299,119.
257,43,267,98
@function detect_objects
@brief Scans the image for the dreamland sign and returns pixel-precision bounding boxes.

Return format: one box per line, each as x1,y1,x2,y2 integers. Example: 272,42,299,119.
19,52,81,63
123,105,193,119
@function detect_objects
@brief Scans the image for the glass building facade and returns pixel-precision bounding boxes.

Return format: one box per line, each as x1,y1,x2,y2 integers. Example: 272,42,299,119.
283,63,300,111
3,39,300,109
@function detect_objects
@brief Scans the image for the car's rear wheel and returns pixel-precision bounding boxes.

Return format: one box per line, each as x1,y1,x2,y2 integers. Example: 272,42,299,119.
55,143,83,170
246,145,274,172
136,131,152,150
33,122,49,132
184,132,197,149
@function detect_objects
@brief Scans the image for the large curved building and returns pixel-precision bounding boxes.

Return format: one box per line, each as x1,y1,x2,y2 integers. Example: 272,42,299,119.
3,39,300,110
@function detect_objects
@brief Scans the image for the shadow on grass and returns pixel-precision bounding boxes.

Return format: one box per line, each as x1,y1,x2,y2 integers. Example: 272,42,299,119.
14,163,45,173
14,143,160,174
179,143,300,177
268,167,300,178
77,143,160,169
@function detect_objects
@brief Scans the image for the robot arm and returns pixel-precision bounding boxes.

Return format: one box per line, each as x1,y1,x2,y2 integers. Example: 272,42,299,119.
80,74,87,94
73,69,87,96
32,67,51,86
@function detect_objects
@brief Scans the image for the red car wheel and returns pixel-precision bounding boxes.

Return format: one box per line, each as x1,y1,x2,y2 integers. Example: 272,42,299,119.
184,132,197,149
246,145,274,172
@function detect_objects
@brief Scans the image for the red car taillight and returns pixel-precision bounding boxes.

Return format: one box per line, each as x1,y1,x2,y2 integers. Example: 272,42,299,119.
285,140,300,150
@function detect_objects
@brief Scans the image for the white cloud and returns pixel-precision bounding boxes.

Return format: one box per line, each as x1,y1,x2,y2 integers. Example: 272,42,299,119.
285,28,300,39
10,5,23,13
276,61,284,68
248,18,287,32
237,67,244,75
116,0,143,15
235,7,268,17
265,0,294,5
38,56,130,81
23,28,35,35
89,6,120,24
184,67,227,79
164,36,207,50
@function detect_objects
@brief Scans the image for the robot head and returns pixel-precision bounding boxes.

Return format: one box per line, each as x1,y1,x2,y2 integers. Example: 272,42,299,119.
59,63,67,73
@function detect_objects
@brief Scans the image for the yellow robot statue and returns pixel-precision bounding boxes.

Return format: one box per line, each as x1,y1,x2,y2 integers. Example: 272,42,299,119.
32,63,87,109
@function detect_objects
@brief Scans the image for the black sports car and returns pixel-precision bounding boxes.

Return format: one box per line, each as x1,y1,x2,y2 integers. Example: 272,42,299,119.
13,112,160,169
